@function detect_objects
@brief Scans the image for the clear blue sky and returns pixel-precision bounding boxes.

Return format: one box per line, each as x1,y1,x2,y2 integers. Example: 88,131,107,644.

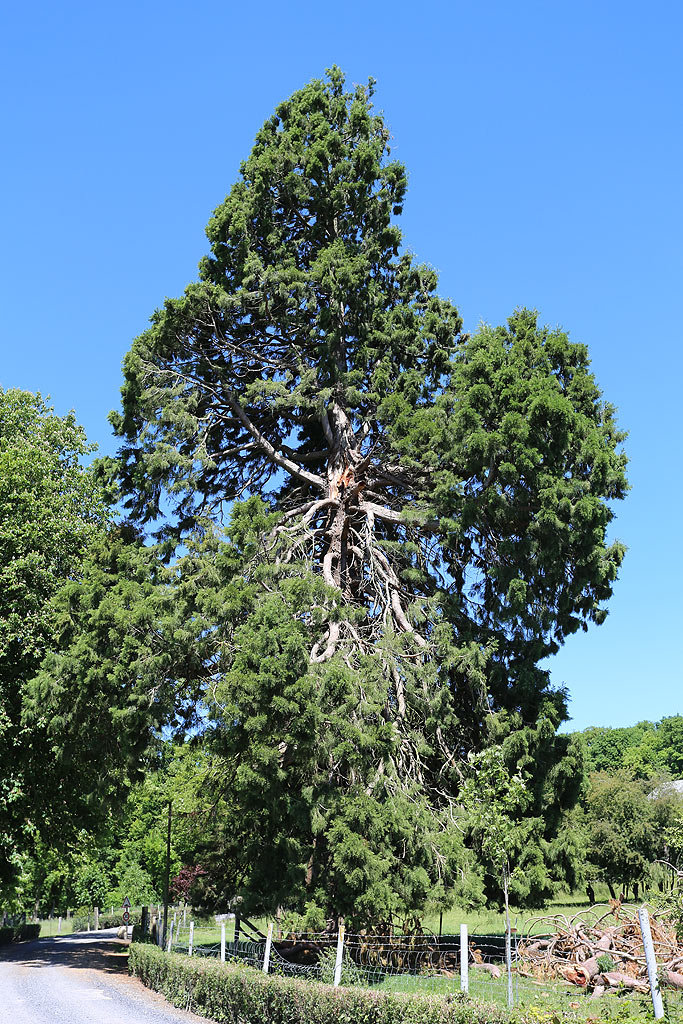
2,0,681,732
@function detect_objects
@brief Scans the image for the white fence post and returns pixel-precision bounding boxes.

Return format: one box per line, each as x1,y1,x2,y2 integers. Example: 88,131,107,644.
166,920,174,953
638,906,664,1019
333,924,345,987
58,916,62,934
460,923,469,994
221,921,226,962
188,920,194,957
263,922,273,973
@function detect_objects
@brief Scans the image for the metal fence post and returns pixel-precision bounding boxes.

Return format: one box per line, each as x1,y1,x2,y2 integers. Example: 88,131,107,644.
514,924,519,1005
166,920,174,953
638,906,664,1019
333,924,345,987
460,923,469,994
221,921,226,962
188,920,194,957
263,922,273,974
505,926,513,1008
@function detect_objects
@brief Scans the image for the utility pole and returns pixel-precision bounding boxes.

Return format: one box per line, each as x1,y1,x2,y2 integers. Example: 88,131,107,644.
162,800,172,949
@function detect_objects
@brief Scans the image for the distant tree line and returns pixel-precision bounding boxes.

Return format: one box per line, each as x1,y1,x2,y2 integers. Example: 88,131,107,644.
576,718,683,779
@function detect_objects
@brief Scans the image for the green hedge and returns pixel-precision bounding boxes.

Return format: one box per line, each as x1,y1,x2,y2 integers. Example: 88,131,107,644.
0,924,41,945
131,923,157,944
129,942,525,1024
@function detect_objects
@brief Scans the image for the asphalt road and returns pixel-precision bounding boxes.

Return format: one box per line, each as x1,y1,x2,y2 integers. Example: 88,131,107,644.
0,929,209,1024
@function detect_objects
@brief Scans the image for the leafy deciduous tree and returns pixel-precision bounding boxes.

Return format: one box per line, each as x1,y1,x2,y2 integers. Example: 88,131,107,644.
0,388,106,892
460,747,528,928
583,772,680,898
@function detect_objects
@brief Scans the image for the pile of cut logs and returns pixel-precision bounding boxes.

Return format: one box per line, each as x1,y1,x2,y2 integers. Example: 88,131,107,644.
518,904,683,999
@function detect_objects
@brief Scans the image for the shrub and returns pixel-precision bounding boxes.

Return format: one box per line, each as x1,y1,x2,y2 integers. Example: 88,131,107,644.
0,924,41,945
129,942,529,1024
71,906,93,931
280,900,329,935
131,923,157,945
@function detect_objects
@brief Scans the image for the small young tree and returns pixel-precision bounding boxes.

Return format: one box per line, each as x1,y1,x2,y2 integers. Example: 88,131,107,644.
460,747,528,930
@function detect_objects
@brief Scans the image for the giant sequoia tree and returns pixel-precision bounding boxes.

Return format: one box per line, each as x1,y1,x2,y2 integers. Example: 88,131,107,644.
92,69,626,921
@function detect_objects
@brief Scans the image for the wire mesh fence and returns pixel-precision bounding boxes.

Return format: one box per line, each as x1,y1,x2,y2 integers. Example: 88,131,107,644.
165,920,526,1007
153,911,683,1018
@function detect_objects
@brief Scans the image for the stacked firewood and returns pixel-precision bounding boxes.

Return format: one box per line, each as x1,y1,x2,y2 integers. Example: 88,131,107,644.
517,905,683,999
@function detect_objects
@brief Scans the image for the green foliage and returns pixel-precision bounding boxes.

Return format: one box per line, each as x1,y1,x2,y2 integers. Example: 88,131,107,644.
664,814,683,870
100,742,202,904
166,511,484,927
131,922,158,944
650,879,683,945
0,388,107,893
72,858,111,910
106,854,158,908
461,748,528,869
41,69,628,926
457,746,571,914
596,953,615,972
10,840,75,918
0,924,40,945
28,527,207,812
129,942,519,1024
12,738,212,919
435,310,627,661
460,747,528,917
647,811,683,942
577,717,683,779
582,772,680,894
281,901,329,934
